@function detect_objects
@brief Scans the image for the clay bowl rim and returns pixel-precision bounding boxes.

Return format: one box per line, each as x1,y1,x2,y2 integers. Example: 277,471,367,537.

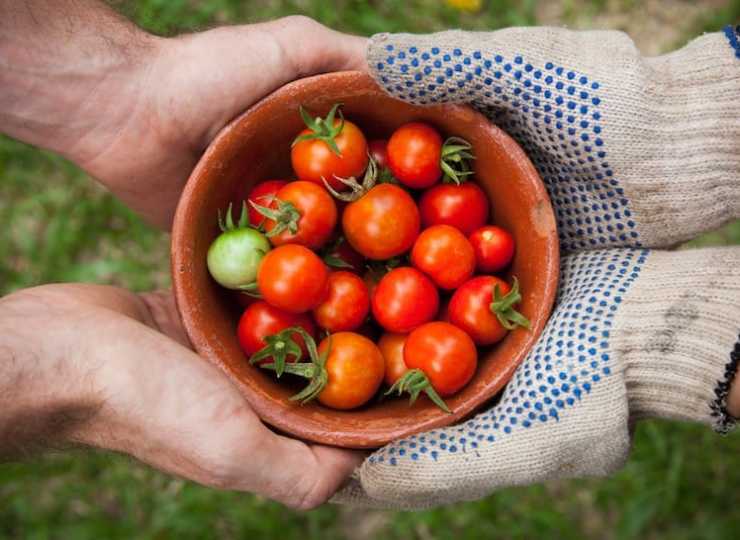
171,70,559,449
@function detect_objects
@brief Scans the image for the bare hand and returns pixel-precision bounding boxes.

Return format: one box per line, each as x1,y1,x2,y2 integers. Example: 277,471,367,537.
0,285,363,509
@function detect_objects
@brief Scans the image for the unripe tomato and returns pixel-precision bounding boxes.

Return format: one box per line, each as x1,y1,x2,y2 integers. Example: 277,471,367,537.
316,332,385,409
404,321,477,396
313,271,370,332
207,227,270,290
342,184,420,260
387,122,443,189
469,225,515,273
372,267,439,333
411,224,475,289
257,244,329,313
419,182,489,236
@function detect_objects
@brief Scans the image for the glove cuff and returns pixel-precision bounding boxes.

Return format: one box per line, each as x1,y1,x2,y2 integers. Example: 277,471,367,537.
613,248,740,431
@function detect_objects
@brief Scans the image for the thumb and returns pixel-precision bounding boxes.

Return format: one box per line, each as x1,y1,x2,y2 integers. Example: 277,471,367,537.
254,432,365,510
267,15,369,77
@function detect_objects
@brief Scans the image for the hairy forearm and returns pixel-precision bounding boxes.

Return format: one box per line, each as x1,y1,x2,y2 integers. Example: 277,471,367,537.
0,289,101,459
0,0,156,163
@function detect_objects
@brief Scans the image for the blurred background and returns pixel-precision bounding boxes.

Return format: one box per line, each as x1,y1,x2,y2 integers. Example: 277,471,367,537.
1,0,739,538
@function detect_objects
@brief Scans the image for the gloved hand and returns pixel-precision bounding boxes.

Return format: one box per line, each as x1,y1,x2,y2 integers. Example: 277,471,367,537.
335,25,740,509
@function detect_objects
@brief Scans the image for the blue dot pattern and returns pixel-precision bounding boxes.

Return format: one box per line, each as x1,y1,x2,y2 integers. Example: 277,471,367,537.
368,249,648,467
724,25,740,60
375,44,642,252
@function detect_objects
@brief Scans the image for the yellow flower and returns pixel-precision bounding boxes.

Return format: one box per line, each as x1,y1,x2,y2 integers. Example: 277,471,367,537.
446,0,483,12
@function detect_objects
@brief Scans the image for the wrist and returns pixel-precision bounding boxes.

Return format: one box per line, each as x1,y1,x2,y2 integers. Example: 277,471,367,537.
614,248,740,430
0,2,162,168
0,287,102,457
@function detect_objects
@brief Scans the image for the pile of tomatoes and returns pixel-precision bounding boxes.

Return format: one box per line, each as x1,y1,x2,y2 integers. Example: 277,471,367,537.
206,104,529,412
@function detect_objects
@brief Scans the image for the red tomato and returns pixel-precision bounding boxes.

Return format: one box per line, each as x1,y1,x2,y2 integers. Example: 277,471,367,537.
448,276,528,345
469,225,515,273
378,332,409,386
246,180,288,227
387,122,443,189
368,139,389,169
291,118,368,191
411,224,475,289
404,321,477,396
258,181,337,250
257,244,329,313
236,301,316,363
372,267,439,333
313,271,370,332
419,182,489,235
316,332,385,409
342,184,420,260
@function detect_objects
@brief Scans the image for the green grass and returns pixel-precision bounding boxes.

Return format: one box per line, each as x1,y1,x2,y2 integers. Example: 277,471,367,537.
2,1,739,539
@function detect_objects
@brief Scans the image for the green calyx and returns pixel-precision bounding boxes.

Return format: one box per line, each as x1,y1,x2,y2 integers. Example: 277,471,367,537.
218,201,250,232
322,154,378,203
248,198,301,238
292,103,345,156
321,237,354,270
252,326,329,404
440,136,475,185
489,276,531,331
385,368,451,413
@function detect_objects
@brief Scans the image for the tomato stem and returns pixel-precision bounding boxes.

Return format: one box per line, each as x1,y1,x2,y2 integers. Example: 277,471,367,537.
489,276,531,330
248,199,301,238
292,103,345,156
218,201,250,232
440,136,475,185
249,326,305,377
385,369,451,413
253,327,329,403
322,155,378,202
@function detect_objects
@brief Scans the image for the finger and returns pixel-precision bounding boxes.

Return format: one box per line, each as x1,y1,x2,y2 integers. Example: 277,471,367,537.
266,16,369,77
247,429,365,510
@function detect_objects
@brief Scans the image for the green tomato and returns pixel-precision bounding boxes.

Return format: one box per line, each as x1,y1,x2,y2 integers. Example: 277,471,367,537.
207,227,270,289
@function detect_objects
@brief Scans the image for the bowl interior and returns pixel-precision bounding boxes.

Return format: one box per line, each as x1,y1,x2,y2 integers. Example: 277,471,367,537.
172,71,558,448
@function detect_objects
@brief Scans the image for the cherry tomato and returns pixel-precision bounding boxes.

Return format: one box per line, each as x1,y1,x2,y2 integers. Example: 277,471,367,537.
378,332,409,386
207,225,270,290
316,332,385,409
404,321,477,396
368,139,389,169
237,301,316,363
411,224,475,289
291,108,368,191
257,181,337,250
342,184,420,260
257,244,329,313
246,180,288,227
387,122,443,189
469,225,515,273
372,267,439,333
313,271,370,332
448,276,528,345
419,182,489,235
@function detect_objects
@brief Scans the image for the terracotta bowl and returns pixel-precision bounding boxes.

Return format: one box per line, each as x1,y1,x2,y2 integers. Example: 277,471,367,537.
172,71,559,449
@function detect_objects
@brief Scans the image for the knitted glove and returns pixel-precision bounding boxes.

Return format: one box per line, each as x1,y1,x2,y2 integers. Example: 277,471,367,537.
368,26,740,252
334,26,740,510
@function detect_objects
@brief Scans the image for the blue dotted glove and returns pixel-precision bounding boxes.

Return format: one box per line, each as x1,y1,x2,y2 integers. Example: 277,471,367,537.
334,27,740,509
